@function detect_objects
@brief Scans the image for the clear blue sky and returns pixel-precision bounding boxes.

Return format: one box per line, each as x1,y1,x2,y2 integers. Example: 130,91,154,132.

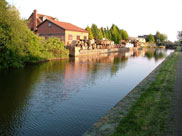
7,0,182,42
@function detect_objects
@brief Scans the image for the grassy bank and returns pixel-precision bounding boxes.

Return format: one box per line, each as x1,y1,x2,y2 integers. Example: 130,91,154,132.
111,52,179,136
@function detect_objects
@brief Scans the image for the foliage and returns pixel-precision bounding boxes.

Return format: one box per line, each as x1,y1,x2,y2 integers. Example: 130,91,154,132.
91,24,103,40
98,28,103,40
41,37,69,59
146,34,155,43
120,29,129,41
176,46,181,52
105,27,112,40
87,24,129,43
155,31,168,45
85,26,94,40
110,24,121,44
177,31,182,43
101,27,106,38
0,0,69,69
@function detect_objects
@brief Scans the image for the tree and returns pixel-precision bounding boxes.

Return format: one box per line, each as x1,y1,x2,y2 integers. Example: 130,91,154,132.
120,29,129,41
110,24,121,44
0,0,68,69
177,31,182,43
86,26,94,40
98,28,103,40
90,24,103,40
88,24,130,43
160,34,167,43
155,31,161,45
105,27,111,40
146,34,155,43
91,24,99,40
101,27,106,38
155,31,167,45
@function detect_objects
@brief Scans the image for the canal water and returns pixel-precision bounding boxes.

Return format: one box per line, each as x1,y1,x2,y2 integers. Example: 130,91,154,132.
0,49,173,136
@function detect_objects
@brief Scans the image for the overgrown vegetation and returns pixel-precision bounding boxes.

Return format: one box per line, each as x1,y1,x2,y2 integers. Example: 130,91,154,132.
86,24,129,44
0,0,69,69
175,46,181,52
177,31,182,44
146,34,155,43
155,31,168,45
145,31,168,45
111,52,179,136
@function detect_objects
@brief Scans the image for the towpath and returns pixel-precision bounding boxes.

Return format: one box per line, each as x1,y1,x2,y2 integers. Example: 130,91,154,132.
168,52,182,136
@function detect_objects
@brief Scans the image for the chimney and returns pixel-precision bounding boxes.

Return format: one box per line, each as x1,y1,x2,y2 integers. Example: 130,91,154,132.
33,10,37,31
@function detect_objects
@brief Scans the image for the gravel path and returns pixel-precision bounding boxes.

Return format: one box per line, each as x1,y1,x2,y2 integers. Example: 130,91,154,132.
168,52,182,136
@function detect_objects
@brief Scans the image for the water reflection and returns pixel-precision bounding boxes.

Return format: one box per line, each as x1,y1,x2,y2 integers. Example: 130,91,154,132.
0,49,171,136
144,48,166,61
0,60,68,136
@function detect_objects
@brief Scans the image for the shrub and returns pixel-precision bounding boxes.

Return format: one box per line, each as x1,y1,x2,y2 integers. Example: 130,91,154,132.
0,0,69,69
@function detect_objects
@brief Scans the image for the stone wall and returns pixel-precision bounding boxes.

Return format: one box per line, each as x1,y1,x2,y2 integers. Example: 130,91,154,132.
69,47,129,57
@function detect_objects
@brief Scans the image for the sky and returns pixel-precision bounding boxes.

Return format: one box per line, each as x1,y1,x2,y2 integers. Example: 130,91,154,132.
6,0,182,42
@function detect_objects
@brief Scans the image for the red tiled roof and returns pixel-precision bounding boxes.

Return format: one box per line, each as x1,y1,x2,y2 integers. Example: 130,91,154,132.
47,19,88,33
28,10,87,33
37,14,57,21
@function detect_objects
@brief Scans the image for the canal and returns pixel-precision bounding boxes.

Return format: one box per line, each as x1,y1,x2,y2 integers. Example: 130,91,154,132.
0,49,173,136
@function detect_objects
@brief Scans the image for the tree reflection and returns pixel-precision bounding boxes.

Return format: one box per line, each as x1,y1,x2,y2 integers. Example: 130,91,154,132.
145,49,166,61
145,50,155,59
111,54,128,76
0,60,68,136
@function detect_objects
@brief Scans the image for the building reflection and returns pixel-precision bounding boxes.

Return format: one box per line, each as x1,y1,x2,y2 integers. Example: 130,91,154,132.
63,51,129,89
63,48,167,88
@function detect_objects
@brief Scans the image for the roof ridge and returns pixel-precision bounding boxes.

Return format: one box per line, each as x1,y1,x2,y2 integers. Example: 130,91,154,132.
38,18,88,33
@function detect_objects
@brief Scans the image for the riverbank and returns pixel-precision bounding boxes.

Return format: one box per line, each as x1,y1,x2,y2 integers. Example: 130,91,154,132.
83,52,179,136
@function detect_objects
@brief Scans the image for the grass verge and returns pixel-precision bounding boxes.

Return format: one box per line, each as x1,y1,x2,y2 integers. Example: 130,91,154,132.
111,52,179,136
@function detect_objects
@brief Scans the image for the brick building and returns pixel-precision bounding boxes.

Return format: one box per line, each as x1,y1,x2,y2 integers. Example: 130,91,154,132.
28,10,88,45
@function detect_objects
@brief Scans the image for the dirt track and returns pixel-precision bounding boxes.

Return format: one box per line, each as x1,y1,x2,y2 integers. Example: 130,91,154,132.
167,52,182,136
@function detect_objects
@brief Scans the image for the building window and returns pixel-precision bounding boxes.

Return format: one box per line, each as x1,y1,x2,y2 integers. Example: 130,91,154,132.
84,36,87,40
48,22,52,27
77,36,80,40
68,35,73,40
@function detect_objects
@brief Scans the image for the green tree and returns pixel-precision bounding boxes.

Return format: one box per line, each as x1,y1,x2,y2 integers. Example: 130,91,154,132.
91,24,99,39
86,25,94,40
146,34,155,43
177,31,182,43
120,29,129,41
98,28,103,40
155,31,168,45
160,34,167,43
105,27,111,40
0,0,68,69
101,27,106,38
110,24,121,44
91,24,103,40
